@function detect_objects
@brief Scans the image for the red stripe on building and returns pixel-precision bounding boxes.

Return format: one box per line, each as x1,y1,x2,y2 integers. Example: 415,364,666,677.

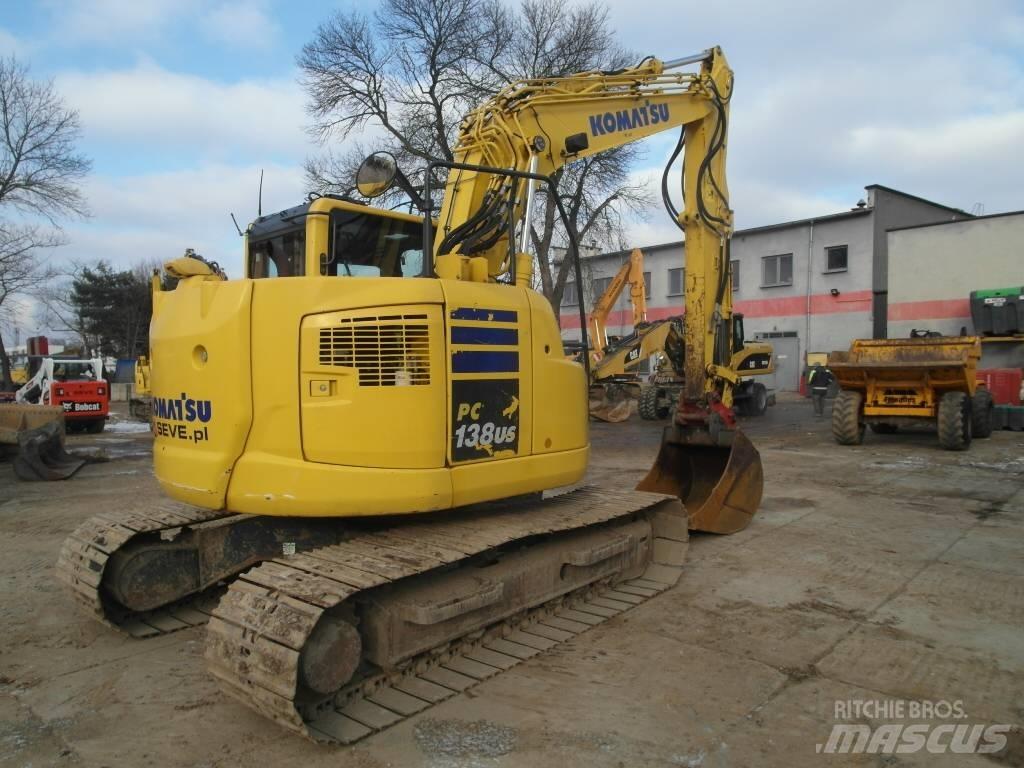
736,290,873,318
887,298,970,321
559,290,873,329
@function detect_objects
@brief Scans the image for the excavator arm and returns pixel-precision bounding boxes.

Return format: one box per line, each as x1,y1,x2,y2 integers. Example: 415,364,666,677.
588,248,647,362
434,49,735,408
434,49,731,275
434,46,760,532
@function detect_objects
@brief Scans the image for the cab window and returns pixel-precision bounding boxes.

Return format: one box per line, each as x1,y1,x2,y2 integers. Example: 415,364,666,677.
249,228,305,278
325,209,424,278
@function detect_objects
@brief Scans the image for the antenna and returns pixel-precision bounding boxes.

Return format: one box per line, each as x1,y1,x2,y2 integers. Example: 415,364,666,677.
230,212,244,237
258,169,264,216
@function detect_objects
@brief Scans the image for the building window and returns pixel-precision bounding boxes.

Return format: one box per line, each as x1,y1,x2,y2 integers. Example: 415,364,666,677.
643,271,651,299
761,253,793,287
592,276,612,301
825,245,848,273
731,260,740,291
562,281,578,306
667,267,684,296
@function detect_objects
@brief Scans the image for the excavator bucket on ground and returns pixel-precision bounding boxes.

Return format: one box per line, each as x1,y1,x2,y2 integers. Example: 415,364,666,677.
0,405,88,481
637,428,763,534
588,389,635,422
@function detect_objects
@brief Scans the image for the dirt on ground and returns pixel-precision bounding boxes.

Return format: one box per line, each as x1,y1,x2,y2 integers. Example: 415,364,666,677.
1,396,1022,767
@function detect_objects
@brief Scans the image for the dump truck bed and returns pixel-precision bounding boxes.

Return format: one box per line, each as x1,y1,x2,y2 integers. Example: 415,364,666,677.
830,336,981,394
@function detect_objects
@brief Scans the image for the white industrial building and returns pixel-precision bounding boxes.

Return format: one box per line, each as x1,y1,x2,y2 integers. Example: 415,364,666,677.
559,184,1016,390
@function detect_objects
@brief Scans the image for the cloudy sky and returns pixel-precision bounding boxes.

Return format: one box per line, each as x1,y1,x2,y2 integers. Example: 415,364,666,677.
3,0,1023,291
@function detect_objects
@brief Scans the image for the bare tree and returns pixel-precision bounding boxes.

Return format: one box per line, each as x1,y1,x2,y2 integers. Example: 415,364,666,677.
0,225,60,385
0,56,90,388
0,57,90,220
299,0,652,315
34,258,95,353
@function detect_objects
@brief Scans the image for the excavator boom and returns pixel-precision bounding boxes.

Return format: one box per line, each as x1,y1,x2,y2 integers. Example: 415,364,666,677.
432,46,761,528
588,248,647,361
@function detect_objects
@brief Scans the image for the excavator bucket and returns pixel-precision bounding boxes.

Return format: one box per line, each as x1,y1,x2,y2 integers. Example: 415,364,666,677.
588,382,640,423
0,405,88,481
637,428,763,533
589,398,633,423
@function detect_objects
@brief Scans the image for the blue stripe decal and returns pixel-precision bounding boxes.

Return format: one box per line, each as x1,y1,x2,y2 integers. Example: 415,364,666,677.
449,307,518,323
451,351,520,373
451,326,519,346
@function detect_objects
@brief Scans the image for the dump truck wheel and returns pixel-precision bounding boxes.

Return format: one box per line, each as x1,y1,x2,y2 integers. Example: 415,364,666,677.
638,384,659,420
832,390,864,445
971,389,994,439
937,391,972,450
869,423,899,434
656,395,671,419
750,383,769,416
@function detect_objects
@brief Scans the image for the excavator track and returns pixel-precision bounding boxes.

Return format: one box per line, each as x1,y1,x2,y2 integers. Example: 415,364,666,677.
206,486,689,743
56,503,236,637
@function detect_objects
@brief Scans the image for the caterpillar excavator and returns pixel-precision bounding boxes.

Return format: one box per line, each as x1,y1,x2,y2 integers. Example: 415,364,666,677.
636,316,775,419
57,47,763,743
585,248,772,423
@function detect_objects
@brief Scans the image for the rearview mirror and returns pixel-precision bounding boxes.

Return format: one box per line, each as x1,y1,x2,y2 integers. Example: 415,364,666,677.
356,152,398,199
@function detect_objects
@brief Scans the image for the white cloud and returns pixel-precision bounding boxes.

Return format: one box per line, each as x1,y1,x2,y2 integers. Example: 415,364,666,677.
0,27,29,56
41,0,191,45
598,0,1024,235
201,2,279,48
55,62,307,156
49,162,307,279
25,1,280,51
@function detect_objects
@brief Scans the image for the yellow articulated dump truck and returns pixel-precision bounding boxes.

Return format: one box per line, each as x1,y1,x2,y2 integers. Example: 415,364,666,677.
829,336,994,450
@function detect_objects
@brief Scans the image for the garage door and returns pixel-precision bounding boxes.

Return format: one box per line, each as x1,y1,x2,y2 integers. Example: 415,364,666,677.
755,334,801,391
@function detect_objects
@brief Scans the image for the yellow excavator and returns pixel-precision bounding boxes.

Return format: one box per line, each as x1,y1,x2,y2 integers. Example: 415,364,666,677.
637,316,775,419
129,355,153,419
585,248,772,423
588,247,648,365
58,47,763,743
586,247,649,421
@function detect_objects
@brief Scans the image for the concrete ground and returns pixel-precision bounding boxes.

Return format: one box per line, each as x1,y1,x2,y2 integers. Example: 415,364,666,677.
1,396,1022,767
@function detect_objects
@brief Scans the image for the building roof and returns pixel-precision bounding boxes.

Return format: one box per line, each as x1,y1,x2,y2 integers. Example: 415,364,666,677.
887,208,1024,233
584,184,971,262
583,207,871,263
865,184,971,217
732,206,872,238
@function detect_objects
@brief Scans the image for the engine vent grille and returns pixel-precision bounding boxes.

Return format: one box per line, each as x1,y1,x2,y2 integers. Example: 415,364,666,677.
318,314,430,386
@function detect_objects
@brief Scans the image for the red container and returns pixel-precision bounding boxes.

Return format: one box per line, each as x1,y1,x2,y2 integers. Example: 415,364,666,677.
977,368,1023,405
